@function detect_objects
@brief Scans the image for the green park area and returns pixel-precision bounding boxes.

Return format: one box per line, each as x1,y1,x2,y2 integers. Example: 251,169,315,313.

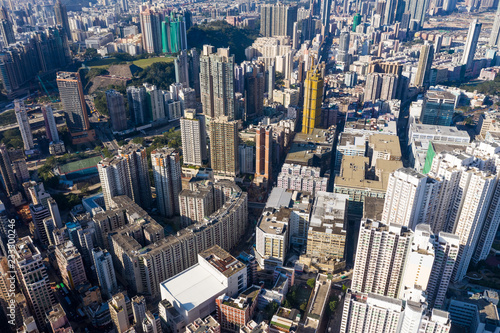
86,56,174,69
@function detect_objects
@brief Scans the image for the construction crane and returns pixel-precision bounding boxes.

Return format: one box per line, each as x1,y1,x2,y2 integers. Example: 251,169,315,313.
37,75,57,103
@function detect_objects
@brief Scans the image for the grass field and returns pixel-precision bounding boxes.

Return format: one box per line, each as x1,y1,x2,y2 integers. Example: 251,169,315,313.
87,56,174,69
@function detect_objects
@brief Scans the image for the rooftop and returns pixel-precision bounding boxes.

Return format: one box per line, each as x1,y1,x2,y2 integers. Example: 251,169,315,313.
258,207,291,235
198,245,246,278
161,264,227,312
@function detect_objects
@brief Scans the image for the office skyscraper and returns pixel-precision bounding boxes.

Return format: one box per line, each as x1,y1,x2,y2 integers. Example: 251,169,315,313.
41,105,59,143
210,116,239,177
302,68,324,134
15,237,55,328
420,89,456,126
151,148,182,217
140,7,162,54
180,109,207,166
57,72,95,143
118,144,152,209
321,0,332,28
490,7,500,47
106,90,128,132
54,0,71,41
255,125,272,181
462,19,481,71
92,247,117,299
14,100,34,151
0,144,16,196
127,86,148,125
414,43,434,88
200,46,235,120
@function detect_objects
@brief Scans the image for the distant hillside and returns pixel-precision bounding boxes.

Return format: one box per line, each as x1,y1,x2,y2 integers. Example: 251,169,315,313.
187,21,259,63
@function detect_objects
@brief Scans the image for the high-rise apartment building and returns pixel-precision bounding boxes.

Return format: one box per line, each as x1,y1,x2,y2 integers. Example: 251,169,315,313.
179,185,215,227
131,295,147,328
351,220,412,298
14,237,55,328
426,232,460,309
338,31,350,66
29,204,51,247
54,0,71,41
259,4,298,38
14,100,34,150
200,46,235,120
151,148,182,217
255,125,272,181
140,7,162,54
0,13,15,46
210,116,239,177
414,43,434,88
55,241,88,290
92,247,117,298
340,292,452,333
118,143,152,209
382,168,430,229
109,292,131,333
41,105,59,143
461,19,481,71
98,157,132,210
127,86,149,125
56,72,95,143
0,143,16,196
180,109,207,166
162,13,188,53
244,65,265,118
302,68,324,134
106,90,128,132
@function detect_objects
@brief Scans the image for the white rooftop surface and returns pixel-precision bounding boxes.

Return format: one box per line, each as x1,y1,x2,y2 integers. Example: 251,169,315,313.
161,264,226,312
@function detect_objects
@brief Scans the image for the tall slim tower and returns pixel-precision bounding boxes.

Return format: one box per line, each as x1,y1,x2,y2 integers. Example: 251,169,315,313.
15,237,55,328
0,7,15,46
490,7,500,47
461,19,482,71
57,72,94,143
106,90,128,132
140,8,162,54
14,100,34,150
118,143,152,209
127,86,148,125
42,105,59,143
0,143,16,196
54,0,72,41
92,247,117,299
151,148,182,217
210,116,239,177
321,0,332,28
414,43,434,88
302,68,324,134
255,125,272,181
180,109,207,166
